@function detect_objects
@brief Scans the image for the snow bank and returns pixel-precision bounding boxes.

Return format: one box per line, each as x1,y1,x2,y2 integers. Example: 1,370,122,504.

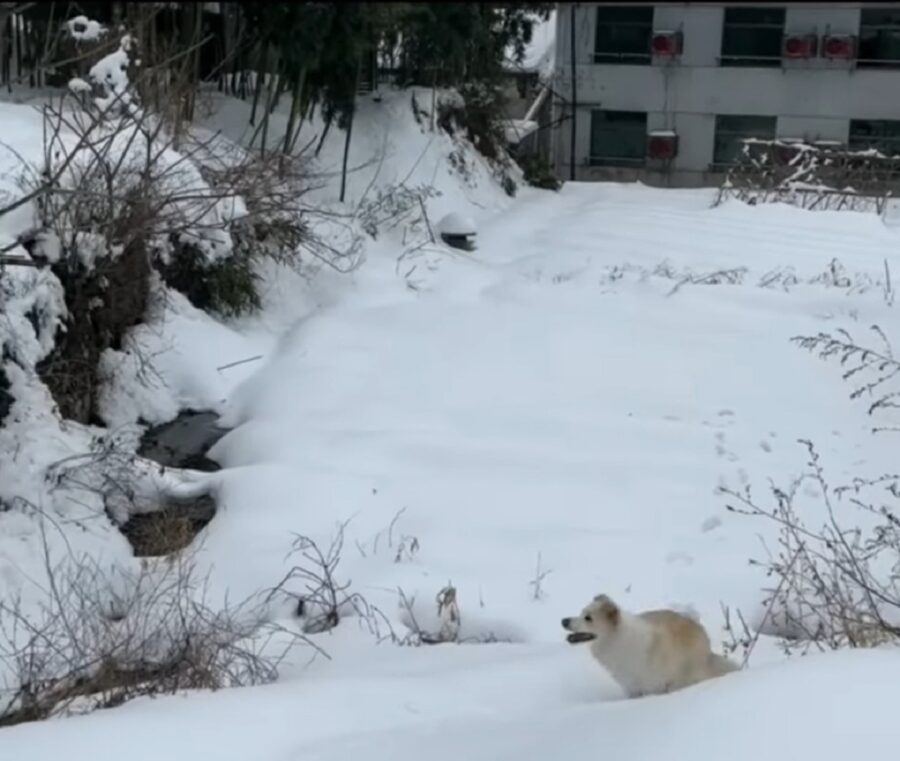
0,80,528,713
2,644,898,761
0,85,287,705
197,87,517,225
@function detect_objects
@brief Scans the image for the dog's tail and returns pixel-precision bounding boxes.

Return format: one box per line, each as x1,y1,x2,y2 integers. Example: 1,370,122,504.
708,653,740,676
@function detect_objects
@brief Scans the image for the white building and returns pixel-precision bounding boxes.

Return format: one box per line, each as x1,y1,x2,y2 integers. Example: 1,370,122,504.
551,3,900,186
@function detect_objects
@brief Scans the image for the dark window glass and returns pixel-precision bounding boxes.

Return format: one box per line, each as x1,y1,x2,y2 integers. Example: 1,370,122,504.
594,6,653,64
859,9,900,68
713,115,777,165
848,119,900,157
590,110,647,166
720,7,785,67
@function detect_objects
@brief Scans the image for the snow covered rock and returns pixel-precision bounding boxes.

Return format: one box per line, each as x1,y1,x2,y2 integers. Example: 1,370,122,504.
438,212,477,236
438,212,477,251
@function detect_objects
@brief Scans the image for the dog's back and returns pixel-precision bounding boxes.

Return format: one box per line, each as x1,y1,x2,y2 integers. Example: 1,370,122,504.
638,609,735,691
639,609,711,648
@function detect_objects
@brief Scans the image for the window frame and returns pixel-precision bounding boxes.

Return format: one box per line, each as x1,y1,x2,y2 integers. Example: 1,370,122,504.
712,114,778,166
858,9,900,69
848,119,900,158
719,7,786,68
589,110,649,168
593,5,654,65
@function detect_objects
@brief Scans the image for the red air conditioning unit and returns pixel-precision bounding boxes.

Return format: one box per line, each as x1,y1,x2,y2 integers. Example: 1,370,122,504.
782,33,817,59
650,30,683,57
647,132,678,160
822,34,857,60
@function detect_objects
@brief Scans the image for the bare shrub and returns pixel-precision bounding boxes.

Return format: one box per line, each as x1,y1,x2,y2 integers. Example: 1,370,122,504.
529,552,552,601
396,584,463,645
667,267,747,297
722,440,900,657
395,583,513,646
0,516,316,727
268,519,504,648
269,525,355,635
792,326,899,428
354,507,421,564
266,521,401,642
713,139,900,212
356,183,439,241
722,326,900,659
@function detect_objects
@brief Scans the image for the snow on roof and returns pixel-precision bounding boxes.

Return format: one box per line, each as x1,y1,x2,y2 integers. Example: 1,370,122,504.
504,11,556,80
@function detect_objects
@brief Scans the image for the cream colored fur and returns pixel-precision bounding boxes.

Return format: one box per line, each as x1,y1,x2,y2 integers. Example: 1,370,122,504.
562,594,738,698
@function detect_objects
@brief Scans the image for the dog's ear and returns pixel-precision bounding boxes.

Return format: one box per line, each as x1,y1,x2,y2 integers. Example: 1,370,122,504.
594,596,620,625
603,601,620,625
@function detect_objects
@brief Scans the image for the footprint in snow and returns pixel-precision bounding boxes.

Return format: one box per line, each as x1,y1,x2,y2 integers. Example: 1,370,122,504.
666,551,694,567
759,440,772,453
701,516,722,533
804,483,821,499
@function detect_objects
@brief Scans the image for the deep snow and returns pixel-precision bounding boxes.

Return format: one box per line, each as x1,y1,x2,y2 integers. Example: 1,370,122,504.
2,85,900,758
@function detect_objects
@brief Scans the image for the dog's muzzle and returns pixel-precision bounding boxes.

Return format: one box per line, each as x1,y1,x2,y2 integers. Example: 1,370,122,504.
561,617,596,644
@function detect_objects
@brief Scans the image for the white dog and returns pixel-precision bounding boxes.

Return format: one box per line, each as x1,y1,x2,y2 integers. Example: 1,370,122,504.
562,594,737,698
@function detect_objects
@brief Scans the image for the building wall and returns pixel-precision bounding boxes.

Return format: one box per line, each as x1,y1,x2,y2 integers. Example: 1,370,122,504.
551,3,900,186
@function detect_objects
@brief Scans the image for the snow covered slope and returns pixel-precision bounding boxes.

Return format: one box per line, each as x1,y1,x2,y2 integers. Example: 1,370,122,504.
2,84,900,757
4,637,900,760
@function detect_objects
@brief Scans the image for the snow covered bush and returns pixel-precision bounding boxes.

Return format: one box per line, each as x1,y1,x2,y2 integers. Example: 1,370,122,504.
427,87,519,198
715,139,900,213
0,541,313,727
521,154,561,191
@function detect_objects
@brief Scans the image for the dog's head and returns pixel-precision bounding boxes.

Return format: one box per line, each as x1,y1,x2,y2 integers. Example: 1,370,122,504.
561,594,621,645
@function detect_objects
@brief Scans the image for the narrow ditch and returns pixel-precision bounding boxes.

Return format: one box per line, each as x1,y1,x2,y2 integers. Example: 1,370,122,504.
120,410,229,556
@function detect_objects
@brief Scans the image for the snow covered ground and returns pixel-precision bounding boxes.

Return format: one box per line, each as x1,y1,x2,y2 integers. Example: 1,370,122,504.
3,87,900,757
5,644,900,760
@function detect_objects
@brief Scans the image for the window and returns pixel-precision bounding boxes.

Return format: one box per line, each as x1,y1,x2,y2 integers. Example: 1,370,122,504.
849,120,900,157
720,7,785,67
859,9,900,67
590,110,647,167
594,6,653,64
713,115,777,165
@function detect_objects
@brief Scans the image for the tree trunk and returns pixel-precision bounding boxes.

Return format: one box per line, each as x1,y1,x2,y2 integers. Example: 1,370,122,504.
228,6,241,97
187,2,202,121
269,65,288,113
339,107,355,204
249,42,269,127
283,66,307,155
430,68,437,132
569,3,577,182
315,115,333,158
259,53,280,156
339,59,362,204
0,10,9,90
